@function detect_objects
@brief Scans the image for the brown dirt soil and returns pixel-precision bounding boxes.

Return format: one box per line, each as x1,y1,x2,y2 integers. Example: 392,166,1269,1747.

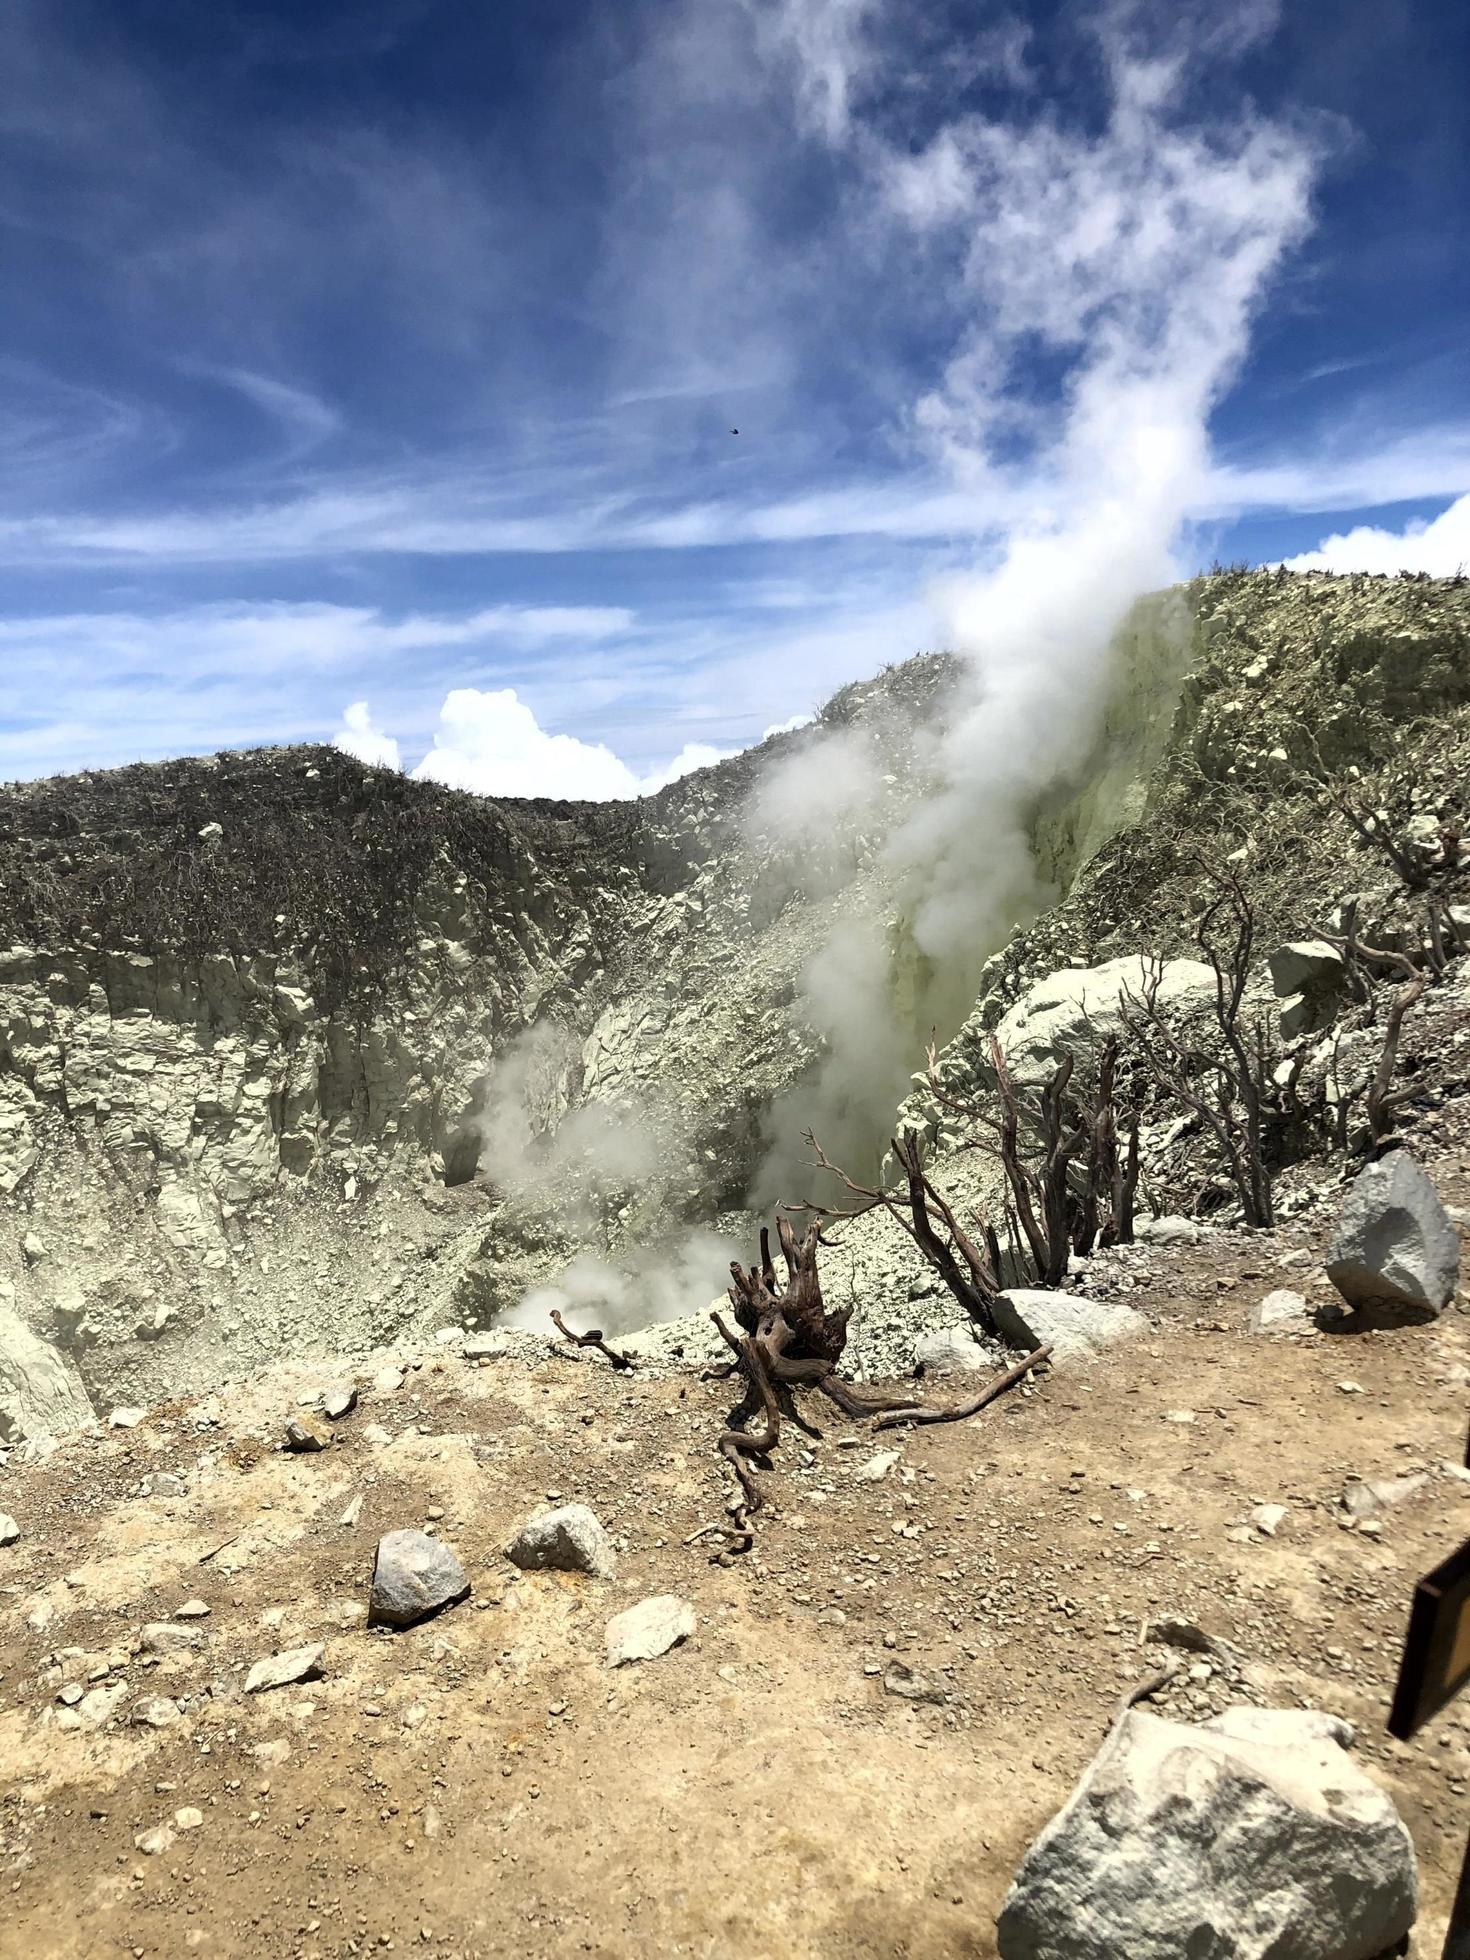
2,1155,1469,1959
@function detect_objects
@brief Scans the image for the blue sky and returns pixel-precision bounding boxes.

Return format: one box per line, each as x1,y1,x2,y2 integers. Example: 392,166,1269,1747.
1,0,1466,791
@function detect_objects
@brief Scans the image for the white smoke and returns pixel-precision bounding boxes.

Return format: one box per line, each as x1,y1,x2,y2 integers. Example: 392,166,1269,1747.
748,0,1321,1189
502,1232,736,1340
464,1021,738,1334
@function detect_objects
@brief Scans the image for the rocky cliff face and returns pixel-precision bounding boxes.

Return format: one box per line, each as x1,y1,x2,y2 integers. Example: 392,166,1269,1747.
1,570,1466,1433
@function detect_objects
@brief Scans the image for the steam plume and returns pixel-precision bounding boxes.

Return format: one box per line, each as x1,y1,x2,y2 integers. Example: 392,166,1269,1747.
752,0,1320,1189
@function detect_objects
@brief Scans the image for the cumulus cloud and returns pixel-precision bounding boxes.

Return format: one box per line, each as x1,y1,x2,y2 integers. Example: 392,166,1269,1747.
332,700,400,770
333,688,734,801
1280,492,1470,575
413,687,643,799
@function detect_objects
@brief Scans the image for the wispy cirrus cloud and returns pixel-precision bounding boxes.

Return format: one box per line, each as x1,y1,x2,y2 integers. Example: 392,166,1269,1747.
0,0,1462,793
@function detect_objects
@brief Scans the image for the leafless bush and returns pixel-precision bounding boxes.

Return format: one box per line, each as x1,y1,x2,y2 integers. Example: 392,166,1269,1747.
1121,858,1274,1227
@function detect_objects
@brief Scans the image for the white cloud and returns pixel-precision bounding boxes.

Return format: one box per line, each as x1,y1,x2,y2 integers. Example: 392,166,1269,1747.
762,711,814,738
412,688,641,799
1280,492,1470,575
402,689,733,801
332,700,400,770
637,741,733,793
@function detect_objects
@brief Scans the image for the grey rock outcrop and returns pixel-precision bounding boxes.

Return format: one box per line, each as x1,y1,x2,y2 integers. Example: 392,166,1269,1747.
605,1594,695,1666
0,1300,94,1444
992,1289,1144,1361
996,1705,1417,1960
1326,1149,1460,1318
368,1528,471,1628
1269,939,1346,997
505,1504,615,1578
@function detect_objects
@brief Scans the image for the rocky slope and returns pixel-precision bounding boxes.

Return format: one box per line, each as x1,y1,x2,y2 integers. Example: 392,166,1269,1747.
0,571,1467,1431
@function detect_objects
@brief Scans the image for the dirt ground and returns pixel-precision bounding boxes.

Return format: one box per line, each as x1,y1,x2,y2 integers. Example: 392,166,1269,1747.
3,1155,1469,1959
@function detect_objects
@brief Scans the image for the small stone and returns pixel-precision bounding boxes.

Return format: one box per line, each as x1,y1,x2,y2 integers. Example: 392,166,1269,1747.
913,1326,992,1376
284,1412,332,1453
0,1512,19,1546
109,1407,145,1429
141,1621,204,1655
856,1451,900,1482
174,1807,204,1830
1249,1289,1311,1334
134,1826,174,1856
340,1493,364,1527
132,1695,183,1728
1342,1474,1428,1520
368,1529,471,1630
372,1367,405,1395
1162,1409,1197,1425
175,1600,211,1620
605,1595,695,1666
505,1505,615,1578
21,1231,47,1266
321,1384,357,1420
883,1661,946,1705
76,1683,126,1726
245,1643,325,1694
461,1332,508,1362
1251,1504,1288,1537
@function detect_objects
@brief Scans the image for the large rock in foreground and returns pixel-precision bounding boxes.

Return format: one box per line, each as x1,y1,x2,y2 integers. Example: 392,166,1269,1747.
369,1529,471,1628
996,1705,1417,1960
1326,1150,1459,1319
505,1504,615,1578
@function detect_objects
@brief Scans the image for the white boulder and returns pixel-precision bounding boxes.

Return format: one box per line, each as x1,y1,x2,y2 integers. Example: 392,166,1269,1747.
996,1705,1417,1960
992,1289,1144,1362
994,958,1216,1084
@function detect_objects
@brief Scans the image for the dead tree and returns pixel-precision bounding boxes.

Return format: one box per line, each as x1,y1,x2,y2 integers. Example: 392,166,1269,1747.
921,1032,1141,1283
1122,859,1274,1228
694,1218,1047,1559
794,1131,1003,1334
1333,790,1463,893
1321,898,1432,1146
548,1309,635,1371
